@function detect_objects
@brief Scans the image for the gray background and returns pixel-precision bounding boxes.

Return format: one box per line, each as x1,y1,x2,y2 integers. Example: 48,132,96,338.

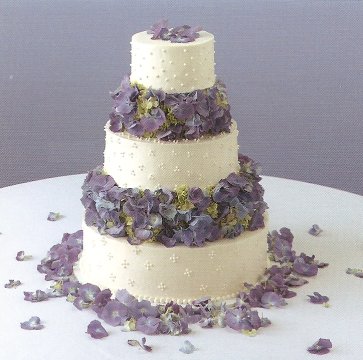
1,0,362,195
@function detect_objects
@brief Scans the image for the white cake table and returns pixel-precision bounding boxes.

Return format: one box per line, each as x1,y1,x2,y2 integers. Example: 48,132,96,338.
1,175,362,359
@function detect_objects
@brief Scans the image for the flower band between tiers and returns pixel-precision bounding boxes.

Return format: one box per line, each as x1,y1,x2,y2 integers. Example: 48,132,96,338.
109,75,232,141
81,154,267,247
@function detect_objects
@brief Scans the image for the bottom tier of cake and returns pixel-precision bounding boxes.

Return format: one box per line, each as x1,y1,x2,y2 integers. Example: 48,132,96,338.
76,221,269,304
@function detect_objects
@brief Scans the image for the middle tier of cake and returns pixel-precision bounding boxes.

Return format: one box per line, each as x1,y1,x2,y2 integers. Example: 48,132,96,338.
104,120,239,190
76,218,268,304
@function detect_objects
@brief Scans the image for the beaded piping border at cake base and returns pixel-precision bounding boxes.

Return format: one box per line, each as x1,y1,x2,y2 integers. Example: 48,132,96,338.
109,75,232,141
81,154,268,247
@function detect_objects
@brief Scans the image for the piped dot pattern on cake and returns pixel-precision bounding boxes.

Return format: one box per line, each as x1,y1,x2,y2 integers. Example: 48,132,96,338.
130,31,215,93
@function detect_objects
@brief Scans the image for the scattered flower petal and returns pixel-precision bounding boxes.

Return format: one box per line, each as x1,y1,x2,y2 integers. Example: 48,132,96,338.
86,320,108,339
307,292,329,304
128,337,152,352
307,338,332,355
4,279,22,288
24,290,49,302
136,316,161,335
261,292,287,308
179,340,197,354
346,268,363,278
16,250,32,261
20,316,44,330
293,256,318,277
309,224,322,236
47,212,62,221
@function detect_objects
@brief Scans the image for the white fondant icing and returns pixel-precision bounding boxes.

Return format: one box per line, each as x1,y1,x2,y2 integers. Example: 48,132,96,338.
130,31,215,93
76,218,269,304
103,121,239,190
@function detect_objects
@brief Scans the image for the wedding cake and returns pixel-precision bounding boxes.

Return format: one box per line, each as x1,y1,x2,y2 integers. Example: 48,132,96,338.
76,21,268,304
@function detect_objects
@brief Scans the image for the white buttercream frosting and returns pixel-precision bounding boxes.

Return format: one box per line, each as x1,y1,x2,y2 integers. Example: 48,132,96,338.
130,31,215,93
103,120,240,190
76,218,268,304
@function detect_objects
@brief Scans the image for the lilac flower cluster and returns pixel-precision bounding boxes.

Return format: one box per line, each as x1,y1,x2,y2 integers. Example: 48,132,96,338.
109,75,232,141
147,19,202,43
81,155,267,247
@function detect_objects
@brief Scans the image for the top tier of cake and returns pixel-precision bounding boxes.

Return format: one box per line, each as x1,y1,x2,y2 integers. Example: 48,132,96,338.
130,31,216,93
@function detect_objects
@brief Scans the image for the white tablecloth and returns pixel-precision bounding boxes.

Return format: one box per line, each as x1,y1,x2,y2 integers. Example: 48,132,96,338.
1,175,362,359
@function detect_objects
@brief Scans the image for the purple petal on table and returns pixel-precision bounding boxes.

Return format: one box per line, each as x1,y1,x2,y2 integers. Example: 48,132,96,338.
346,267,363,278
261,292,287,308
285,275,309,287
20,316,44,330
4,279,22,288
199,317,214,328
86,320,109,339
307,338,332,355
73,296,91,310
293,257,318,277
136,316,161,335
100,299,129,326
115,289,138,308
179,340,197,354
78,283,101,302
135,300,159,318
47,211,62,221
225,308,253,331
92,289,112,315
307,292,329,304
16,250,32,261
308,224,323,236
128,337,152,352
24,290,49,302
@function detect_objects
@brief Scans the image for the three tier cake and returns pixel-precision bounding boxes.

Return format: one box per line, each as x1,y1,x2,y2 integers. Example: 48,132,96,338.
76,22,268,304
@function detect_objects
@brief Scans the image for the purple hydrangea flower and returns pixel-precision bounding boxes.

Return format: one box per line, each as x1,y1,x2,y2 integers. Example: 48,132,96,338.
108,75,232,140
147,19,169,40
147,20,202,43
73,283,101,310
20,316,44,330
136,316,161,335
225,307,262,332
116,289,138,308
307,338,332,355
140,108,166,133
92,288,112,315
99,299,129,326
134,300,159,318
86,320,109,339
